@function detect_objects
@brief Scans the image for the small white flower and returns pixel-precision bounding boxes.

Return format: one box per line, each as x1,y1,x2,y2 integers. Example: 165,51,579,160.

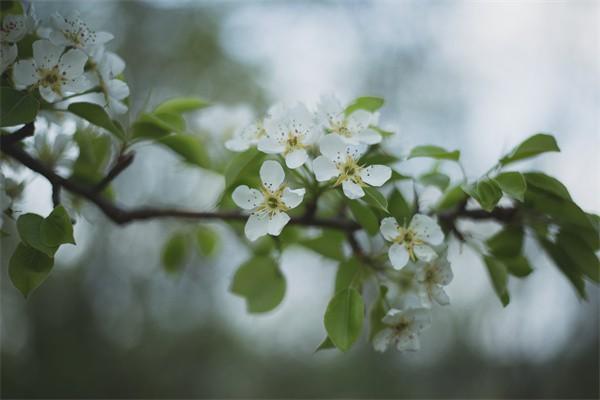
417,252,454,306
48,11,113,54
12,40,89,103
225,121,267,152
258,103,318,169
85,48,129,114
380,214,444,269
0,14,34,73
313,134,391,199
29,117,78,170
232,160,305,241
373,308,431,352
316,94,381,145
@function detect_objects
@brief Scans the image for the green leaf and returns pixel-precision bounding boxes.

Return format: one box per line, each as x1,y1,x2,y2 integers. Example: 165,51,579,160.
324,288,365,352
369,285,389,341
315,336,336,352
369,125,394,138
224,148,264,189
486,225,523,258
16,214,57,257
138,112,185,134
130,121,170,141
335,258,364,294
524,186,592,229
556,230,599,283
347,200,379,235
301,229,346,261
503,255,533,278
40,206,75,247
196,226,219,257
0,87,39,127
68,102,125,140
523,172,571,200
70,129,112,185
500,133,560,166
493,172,527,202
408,145,460,161
344,96,384,116
161,232,189,274
388,189,413,224
9,243,54,298
483,256,510,306
363,187,388,212
470,179,502,212
419,172,450,191
154,97,210,114
537,236,587,299
157,134,209,168
435,185,467,212
230,256,286,313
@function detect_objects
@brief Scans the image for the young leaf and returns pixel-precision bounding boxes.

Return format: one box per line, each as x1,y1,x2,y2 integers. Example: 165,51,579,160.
131,121,170,141
335,258,364,294
315,336,336,352
9,243,54,298
16,213,57,257
493,172,527,202
301,230,346,261
388,189,413,224
523,172,571,200
324,288,365,352
503,255,534,278
344,96,384,115
556,230,599,283
474,179,502,211
161,232,189,274
419,172,450,191
499,133,560,166
0,87,39,127
347,200,379,235
196,226,219,257
537,236,587,299
363,187,388,212
138,112,185,134
486,225,523,258
40,206,75,247
68,103,125,140
224,148,263,189
157,134,209,168
153,97,210,114
483,256,510,306
230,256,286,313
408,145,460,161
435,185,467,212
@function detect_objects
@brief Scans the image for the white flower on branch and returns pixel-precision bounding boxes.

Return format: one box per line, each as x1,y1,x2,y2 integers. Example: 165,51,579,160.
12,40,89,103
373,307,431,352
313,134,391,199
380,214,444,269
232,160,305,241
258,104,318,169
416,251,454,306
0,14,34,73
316,94,381,145
48,11,113,54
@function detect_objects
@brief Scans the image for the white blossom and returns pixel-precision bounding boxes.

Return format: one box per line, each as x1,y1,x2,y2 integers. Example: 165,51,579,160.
85,48,129,114
225,120,267,152
380,214,444,269
12,39,89,103
312,134,391,199
316,94,381,145
232,160,305,241
417,252,454,306
373,307,431,352
1,14,34,73
48,11,113,54
29,117,77,170
258,103,318,169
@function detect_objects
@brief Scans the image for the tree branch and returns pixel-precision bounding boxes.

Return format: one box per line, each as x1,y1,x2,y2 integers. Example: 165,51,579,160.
93,151,135,193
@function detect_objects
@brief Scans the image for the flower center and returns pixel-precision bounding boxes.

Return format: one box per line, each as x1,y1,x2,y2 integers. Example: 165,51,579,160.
393,319,410,335
334,156,364,186
331,120,352,137
38,67,66,93
258,186,288,216
395,227,423,261
284,131,304,155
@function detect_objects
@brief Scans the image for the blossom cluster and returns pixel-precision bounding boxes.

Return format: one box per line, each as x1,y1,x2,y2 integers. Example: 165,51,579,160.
228,96,454,353
2,8,129,115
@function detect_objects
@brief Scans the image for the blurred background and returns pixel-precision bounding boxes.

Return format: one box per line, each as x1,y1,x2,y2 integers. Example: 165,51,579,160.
1,0,599,398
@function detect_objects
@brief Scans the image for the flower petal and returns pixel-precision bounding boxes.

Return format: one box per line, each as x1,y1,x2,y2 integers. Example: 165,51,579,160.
409,214,444,245
407,308,432,331
389,243,409,269
413,244,437,262
341,180,365,199
12,59,38,88
372,328,394,353
380,217,400,242
59,48,87,79
285,148,308,169
225,138,250,152
319,134,346,162
312,155,339,182
39,86,60,103
232,185,263,210
257,137,285,154
259,160,285,191
0,43,17,73
396,333,420,352
282,187,305,209
106,79,129,100
245,212,269,241
33,40,64,69
357,128,382,145
360,165,391,187
267,211,290,236
95,31,114,45
431,285,450,305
